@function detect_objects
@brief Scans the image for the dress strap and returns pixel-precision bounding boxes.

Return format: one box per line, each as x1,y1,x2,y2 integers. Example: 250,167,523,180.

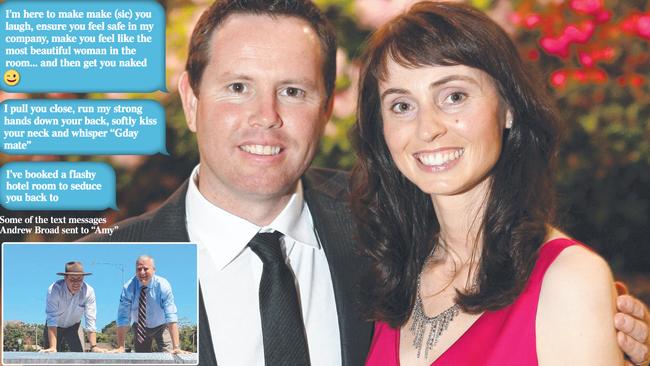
526,238,584,294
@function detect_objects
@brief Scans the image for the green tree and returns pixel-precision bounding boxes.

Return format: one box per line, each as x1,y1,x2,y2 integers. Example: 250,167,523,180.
97,320,117,345
179,324,197,352
3,323,23,352
2,322,44,352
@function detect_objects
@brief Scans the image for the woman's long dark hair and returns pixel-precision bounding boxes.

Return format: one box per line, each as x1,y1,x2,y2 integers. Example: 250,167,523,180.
350,2,563,327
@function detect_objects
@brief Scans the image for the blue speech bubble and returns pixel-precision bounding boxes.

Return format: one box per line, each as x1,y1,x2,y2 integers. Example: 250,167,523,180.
0,0,165,93
1,162,117,211
1,99,167,155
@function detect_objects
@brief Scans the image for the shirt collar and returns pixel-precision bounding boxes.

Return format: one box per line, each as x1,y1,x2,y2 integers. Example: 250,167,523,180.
134,275,157,290
185,165,319,270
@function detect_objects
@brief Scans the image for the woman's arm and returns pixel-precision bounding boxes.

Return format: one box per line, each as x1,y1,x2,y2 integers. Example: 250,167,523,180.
537,245,624,366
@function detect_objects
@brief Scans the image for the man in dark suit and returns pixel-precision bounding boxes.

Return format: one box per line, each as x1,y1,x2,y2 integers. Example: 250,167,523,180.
83,1,650,365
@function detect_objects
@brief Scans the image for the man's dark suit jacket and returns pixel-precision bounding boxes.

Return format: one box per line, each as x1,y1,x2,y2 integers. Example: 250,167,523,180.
81,168,373,365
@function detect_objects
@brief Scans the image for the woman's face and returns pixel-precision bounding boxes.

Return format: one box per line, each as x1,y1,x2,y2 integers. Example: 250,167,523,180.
379,60,511,198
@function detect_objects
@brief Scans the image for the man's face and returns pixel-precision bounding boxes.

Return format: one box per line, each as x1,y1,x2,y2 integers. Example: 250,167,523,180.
179,14,331,210
64,275,83,294
136,258,155,286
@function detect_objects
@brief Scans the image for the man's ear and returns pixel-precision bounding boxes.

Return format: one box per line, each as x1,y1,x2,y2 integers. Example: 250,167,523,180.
325,94,335,121
319,94,334,133
178,71,198,132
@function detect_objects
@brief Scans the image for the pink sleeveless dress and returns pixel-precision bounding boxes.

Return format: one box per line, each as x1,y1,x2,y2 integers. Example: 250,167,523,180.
365,238,581,365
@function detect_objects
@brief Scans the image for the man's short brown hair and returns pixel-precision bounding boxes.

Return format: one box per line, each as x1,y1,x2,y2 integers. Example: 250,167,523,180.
185,0,337,101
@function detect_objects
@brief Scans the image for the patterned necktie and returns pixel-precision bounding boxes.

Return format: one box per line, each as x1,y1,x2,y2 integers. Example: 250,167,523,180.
136,286,147,344
248,231,311,365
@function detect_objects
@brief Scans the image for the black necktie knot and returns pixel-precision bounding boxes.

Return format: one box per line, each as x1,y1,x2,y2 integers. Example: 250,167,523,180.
248,231,285,264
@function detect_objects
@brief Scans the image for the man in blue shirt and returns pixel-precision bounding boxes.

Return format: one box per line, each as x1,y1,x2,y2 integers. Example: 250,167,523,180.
42,261,103,353
113,255,184,353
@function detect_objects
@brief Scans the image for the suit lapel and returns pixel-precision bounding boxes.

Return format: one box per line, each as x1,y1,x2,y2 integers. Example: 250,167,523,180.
142,181,216,365
143,180,191,242
303,169,373,366
199,287,218,366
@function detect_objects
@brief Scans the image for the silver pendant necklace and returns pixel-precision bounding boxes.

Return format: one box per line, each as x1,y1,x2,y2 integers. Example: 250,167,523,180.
409,275,461,359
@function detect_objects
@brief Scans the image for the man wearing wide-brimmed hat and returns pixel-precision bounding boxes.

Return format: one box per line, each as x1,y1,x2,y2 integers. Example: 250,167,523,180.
41,261,104,353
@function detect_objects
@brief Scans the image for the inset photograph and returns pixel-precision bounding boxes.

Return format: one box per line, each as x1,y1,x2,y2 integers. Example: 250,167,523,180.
2,242,198,365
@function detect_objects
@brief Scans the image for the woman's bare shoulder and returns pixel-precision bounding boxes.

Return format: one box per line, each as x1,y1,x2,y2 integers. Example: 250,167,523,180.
536,228,623,365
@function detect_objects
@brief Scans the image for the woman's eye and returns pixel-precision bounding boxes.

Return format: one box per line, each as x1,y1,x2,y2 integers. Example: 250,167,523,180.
391,102,412,113
445,92,466,104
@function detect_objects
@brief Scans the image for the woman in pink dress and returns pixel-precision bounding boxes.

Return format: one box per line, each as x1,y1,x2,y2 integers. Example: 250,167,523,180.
350,2,625,365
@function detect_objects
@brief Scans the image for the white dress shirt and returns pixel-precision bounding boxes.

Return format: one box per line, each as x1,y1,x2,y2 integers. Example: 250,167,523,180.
186,165,342,366
45,279,97,332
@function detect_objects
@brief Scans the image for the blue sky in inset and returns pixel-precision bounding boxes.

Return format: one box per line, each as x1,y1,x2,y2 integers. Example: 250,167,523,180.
2,243,198,330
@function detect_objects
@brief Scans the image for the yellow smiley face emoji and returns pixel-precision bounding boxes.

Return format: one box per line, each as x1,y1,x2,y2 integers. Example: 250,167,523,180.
4,69,20,86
